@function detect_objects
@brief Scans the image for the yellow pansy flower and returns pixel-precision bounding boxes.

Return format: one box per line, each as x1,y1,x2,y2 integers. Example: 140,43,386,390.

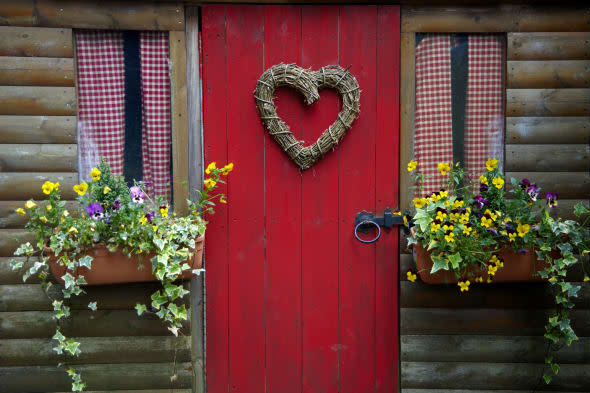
103,186,111,194
25,200,36,209
481,216,493,228
41,181,55,195
430,222,441,232
437,162,451,176
492,177,504,189
406,270,417,283
73,182,88,196
222,162,234,175
480,175,488,185
46,205,52,211
40,216,48,223
15,208,25,216
205,162,217,175
458,280,470,292
584,276,590,282
153,225,158,232
462,226,473,235
204,178,217,189
89,168,101,181
63,210,69,217
444,232,455,243
452,199,464,209
517,223,530,237
486,158,498,171
407,160,418,172
413,197,427,209
68,227,78,234
139,216,148,225
160,206,169,218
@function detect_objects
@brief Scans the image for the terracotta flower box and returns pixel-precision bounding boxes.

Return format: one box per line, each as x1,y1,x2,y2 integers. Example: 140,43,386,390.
413,244,547,284
48,235,204,286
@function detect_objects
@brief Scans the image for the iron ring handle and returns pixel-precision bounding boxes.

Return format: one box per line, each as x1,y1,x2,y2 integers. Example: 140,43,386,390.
354,220,381,244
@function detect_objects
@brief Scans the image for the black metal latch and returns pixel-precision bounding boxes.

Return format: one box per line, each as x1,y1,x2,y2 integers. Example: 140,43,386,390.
354,208,407,244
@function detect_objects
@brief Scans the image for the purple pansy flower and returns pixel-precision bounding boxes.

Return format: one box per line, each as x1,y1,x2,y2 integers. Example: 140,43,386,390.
486,228,498,235
130,186,145,204
86,202,104,220
546,192,559,208
480,183,489,193
519,178,531,190
145,211,155,223
527,184,539,201
473,195,489,209
112,197,121,211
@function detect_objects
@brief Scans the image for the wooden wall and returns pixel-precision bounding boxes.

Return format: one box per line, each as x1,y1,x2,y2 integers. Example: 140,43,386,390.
0,25,192,393
400,6,590,393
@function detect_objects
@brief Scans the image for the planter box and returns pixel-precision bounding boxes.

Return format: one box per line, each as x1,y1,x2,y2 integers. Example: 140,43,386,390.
49,235,204,286
413,244,547,284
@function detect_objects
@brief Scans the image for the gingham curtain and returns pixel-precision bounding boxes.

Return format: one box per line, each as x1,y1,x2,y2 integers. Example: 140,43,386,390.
76,30,172,200
414,35,504,196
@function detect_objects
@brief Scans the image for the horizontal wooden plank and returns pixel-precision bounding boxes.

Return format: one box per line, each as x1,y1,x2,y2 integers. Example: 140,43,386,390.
0,172,78,200
0,144,77,172
0,229,35,257
401,308,590,336
0,200,79,229
507,89,590,117
505,171,590,199
401,362,590,391
0,362,191,392
0,336,191,366
0,57,74,86
508,60,590,88
400,281,590,309
50,391,191,393
0,26,73,57
0,257,41,283
0,282,189,311
506,117,590,145
0,310,188,338
401,335,590,364
402,390,581,393
0,115,76,144
508,32,590,61
0,86,76,115
0,1,184,31
505,144,590,172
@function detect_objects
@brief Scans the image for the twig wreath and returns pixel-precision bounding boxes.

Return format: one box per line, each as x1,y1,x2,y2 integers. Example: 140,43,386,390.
254,63,361,170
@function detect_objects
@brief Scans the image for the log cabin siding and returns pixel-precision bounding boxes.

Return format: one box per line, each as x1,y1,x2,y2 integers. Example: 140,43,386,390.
0,25,191,392
400,13,590,393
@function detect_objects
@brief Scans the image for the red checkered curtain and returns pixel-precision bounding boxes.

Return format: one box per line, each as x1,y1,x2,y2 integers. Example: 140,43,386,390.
414,35,453,196
413,35,504,196
140,31,172,200
76,31,126,179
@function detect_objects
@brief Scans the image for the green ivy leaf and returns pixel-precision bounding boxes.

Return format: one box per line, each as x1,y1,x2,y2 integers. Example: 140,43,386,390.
543,373,552,384
78,255,93,269
87,302,97,311
430,255,449,274
551,362,560,375
150,291,167,310
64,339,81,356
573,202,589,217
135,303,147,316
448,253,462,270
62,273,76,290
9,258,23,270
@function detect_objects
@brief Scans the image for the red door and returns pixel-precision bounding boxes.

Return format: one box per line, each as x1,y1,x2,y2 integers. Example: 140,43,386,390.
202,5,400,393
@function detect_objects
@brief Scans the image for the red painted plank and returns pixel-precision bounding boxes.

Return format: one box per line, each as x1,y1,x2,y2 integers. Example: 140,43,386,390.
338,6,378,393
263,6,303,393
202,6,230,393
375,6,400,393
225,6,266,393
300,6,340,393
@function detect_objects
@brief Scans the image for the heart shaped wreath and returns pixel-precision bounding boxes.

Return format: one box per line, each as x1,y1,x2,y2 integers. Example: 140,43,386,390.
254,63,361,170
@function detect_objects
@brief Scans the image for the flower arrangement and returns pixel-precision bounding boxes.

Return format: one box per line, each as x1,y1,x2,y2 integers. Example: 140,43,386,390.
406,158,590,384
10,158,233,391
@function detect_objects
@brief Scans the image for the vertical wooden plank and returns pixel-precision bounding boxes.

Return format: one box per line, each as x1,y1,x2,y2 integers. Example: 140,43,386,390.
186,7,205,393
375,6,400,393
399,33,415,212
300,6,340,393
263,6,303,393
170,30,189,215
339,6,378,393
202,5,229,393
226,6,266,393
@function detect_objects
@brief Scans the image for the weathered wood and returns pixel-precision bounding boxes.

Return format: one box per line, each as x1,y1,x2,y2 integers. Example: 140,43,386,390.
0,257,42,283
401,335,590,364
0,144,77,172
401,362,590,391
402,390,581,393
0,115,76,144
0,86,76,115
0,362,192,392
400,32,415,212
507,61,590,88
508,32,590,61
505,171,590,199
0,229,36,257
401,308,590,336
507,89,590,117
0,282,186,311
0,200,78,229
0,310,189,338
506,117,589,145
0,335,191,366
0,56,74,86
0,1,184,31
0,172,78,200
0,26,73,57
505,144,589,172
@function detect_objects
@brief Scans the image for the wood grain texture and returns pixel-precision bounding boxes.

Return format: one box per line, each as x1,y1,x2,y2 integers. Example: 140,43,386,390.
505,144,590,172
401,362,590,391
0,86,76,115
0,200,78,228
508,32,590,61
0,115,76,144
0,144,77,172
506,89,590,117
0,1,184,31
169,31,189,216
0,257,42,283
0,336,191,366
0,310,188,338
0,26,73,57
506,117,589,145
400,32,415,212
507,61,590,88
0,229,35,257
401,335,590,363
0,56,74,86
505,171,590,199
0,362,191,392
0,172,78,200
